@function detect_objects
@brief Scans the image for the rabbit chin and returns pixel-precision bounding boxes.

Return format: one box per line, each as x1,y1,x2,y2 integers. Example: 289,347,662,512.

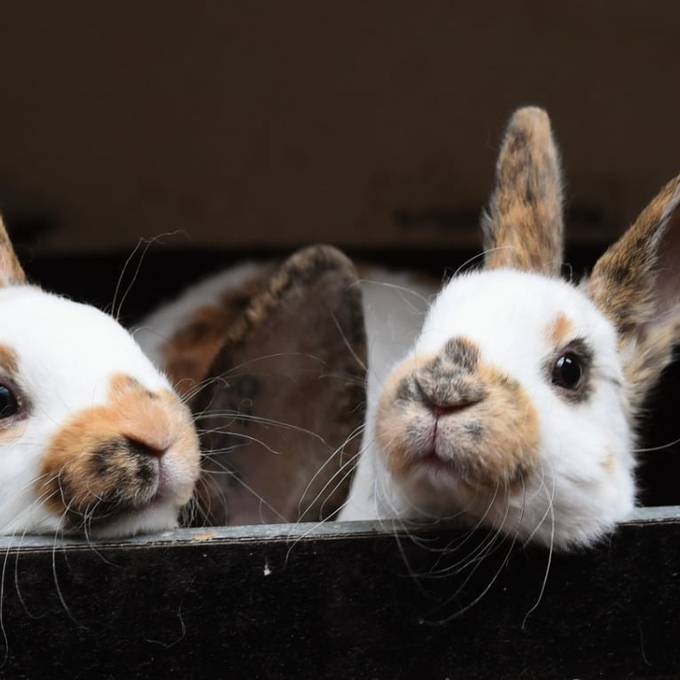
0,498,183,539
382,459,635,550
85,501,182,539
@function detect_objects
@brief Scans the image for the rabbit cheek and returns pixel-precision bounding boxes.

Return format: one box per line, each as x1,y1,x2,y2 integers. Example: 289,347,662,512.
466,365,540,493
36,375,199,530
375,355,437,475
37,418,159,529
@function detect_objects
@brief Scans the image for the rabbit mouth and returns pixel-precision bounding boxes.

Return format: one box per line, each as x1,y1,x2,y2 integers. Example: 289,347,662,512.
54,454,196,535
414,419,463,474
380,406,536,496
408,434,477,485
420,448,457,471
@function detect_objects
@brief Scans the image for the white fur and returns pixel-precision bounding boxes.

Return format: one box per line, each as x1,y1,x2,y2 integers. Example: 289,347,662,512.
341,269,636,549
0,285,198,537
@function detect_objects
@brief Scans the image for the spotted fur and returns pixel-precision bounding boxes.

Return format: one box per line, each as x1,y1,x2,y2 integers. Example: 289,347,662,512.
377,348,539,494
482,107,564,275
39,374,198,530
342,107,680,550
587,176,680,412
0,219,201,537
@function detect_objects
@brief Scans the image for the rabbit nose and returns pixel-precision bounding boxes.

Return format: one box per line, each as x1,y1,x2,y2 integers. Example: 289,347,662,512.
413,373,482,413
413,342,487,412
124,435,168,459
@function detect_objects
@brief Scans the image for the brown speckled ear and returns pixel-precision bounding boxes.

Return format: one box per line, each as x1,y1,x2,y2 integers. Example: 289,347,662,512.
0,216,26,287
587,174,680,411
187,245,366,526
482,107,564,276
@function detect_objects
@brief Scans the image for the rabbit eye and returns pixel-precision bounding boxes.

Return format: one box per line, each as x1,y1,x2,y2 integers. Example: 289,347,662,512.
551,352,582,390
0,384,19,419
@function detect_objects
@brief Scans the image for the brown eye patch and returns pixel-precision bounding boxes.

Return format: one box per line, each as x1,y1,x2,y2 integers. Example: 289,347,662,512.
546,338,593,403
547,312,574,347
0,344,18,377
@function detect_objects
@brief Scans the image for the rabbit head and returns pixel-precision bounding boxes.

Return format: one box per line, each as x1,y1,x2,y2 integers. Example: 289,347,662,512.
372,107,680,548
0,221,200,537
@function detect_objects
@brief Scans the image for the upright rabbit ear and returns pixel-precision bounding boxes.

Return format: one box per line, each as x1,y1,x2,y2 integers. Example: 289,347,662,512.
187,245,367,527
482,107,565,275
586,175,680,410
0,217,26,286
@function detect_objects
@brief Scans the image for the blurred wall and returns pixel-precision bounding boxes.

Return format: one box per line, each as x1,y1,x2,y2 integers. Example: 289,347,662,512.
0,2,678,253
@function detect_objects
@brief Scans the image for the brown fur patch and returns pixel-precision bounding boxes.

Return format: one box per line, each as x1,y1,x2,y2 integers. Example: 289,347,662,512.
38,373,198,524
0,344,18,377
162,270,271,396
587,176,680,336
163,304,231,394
547,312,573,347
473,363,539,490
0,217,26,287
483,107,564,276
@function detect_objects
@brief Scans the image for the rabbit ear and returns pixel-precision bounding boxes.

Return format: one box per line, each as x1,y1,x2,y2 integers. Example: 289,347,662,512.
482,107,565,275
186,245,366,526
586,174,680,410
0,216,26,286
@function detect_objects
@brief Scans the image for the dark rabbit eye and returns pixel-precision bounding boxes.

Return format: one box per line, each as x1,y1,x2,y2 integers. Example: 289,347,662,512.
0,384,19,419
552,353,582,390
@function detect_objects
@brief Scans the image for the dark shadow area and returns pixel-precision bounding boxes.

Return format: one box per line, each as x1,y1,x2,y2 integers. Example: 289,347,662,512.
1,517,678,679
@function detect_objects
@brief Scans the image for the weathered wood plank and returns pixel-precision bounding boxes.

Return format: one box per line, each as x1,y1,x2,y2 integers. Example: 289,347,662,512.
0,509,677,679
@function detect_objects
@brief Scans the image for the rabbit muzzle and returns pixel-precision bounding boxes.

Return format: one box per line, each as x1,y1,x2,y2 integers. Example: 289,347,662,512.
376,337,539,494
36,373,200,533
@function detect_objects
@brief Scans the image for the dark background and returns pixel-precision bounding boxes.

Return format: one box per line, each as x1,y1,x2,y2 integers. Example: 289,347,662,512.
1,2,679,254
0,2,678,504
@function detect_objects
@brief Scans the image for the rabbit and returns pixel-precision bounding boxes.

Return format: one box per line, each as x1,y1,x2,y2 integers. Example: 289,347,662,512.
340,106,680,550
0,218,201,538
135,245,368,526
135,245,440,528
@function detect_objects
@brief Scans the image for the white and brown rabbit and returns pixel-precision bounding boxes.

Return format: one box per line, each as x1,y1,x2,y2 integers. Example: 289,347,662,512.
341,107,680,550
0,220,200,537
